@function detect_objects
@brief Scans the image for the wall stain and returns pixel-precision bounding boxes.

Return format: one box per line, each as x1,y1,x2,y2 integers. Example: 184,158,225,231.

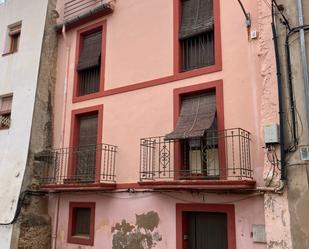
111,211,162,249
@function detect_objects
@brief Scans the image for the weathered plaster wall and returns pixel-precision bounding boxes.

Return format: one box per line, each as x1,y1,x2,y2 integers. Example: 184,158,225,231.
49,192,266,249
10,0,58,248
0,0,49,248
274,0,309,248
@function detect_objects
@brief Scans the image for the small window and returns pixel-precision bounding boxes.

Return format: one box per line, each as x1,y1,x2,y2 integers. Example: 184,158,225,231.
179,0,214,71
77,29,102,96
68,202,95,246
0,95,13,129
5,22,22,54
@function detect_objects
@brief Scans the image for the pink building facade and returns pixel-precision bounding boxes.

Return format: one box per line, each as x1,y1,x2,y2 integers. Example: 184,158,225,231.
40,0,291,248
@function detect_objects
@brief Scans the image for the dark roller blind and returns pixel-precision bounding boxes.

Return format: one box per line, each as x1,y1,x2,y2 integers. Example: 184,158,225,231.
78,114,98,146
77,30,102,71
188,212,228,249
179,0,214,40
74,208,91,236
166,92,216,140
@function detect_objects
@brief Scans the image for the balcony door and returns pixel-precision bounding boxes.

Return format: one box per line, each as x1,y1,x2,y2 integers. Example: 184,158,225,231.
183,212,228,249
75,114,98,182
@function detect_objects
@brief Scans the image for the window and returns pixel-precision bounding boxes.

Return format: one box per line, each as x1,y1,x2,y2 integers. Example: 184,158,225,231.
179,0,214,71
0,95,13,129
69,105,103,183
68,202,95,246
5,22,22,54
77,29,102,96
166,91,219,178
176,204,236,249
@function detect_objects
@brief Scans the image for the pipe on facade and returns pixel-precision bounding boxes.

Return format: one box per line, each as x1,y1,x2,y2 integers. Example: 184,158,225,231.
60,25,70,149
271,1,287,181
296,0,309,132
52,194,60,249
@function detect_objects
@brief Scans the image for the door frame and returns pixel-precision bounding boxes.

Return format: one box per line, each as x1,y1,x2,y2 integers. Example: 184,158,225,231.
176,203,236,249
69,105,103,183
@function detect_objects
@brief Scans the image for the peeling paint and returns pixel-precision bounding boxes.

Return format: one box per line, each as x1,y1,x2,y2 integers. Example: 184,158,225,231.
111,211,162,249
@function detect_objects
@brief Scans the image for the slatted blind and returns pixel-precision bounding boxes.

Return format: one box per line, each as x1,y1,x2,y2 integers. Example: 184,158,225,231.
77,30,102,96
180,0,215,71
166,92,216,139
76,114,98,181
74,208,91,236
0,96,12,112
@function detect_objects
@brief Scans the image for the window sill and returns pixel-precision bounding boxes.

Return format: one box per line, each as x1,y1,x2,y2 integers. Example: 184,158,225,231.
2,51,18,56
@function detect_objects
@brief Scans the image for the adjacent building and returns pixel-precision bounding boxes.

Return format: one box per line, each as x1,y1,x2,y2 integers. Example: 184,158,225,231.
0,0,57,248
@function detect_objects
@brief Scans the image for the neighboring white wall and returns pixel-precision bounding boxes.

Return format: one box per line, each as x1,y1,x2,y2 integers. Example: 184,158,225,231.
0,0,48,248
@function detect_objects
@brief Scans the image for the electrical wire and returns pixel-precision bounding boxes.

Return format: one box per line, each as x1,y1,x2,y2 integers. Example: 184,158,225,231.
0,191,47,226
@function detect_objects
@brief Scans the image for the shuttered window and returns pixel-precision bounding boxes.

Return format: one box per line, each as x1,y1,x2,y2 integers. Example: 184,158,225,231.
68,202,95,246
180,0,214,71
74,208,91,236
75,114,98,182
0,95,13,129
77,30,102,96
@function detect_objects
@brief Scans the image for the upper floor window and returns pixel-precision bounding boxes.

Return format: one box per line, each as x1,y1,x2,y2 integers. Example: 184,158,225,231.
166,91,219,178
77,29,102,96
0,95,13,129
5,22,22,55
179,0,214,71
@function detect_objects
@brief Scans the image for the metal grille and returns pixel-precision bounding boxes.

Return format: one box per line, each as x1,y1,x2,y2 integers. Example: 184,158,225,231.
78,66,100,96
140,128,252,181
0,114,11,129
39,143,117,185
181,31,214,72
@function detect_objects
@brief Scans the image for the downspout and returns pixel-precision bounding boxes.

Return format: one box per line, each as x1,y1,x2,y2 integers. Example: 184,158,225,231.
52,194,60,249
51,24,70,249
271,1,287,184
61,24,70,149
296,0,309,131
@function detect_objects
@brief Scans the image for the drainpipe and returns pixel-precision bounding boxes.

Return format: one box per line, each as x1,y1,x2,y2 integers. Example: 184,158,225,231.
52,194,60,249
61,24,70,149
271,1,287,183
296,0,309,131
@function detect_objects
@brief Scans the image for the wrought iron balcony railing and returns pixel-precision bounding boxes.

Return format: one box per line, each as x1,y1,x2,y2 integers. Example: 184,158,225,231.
39,143,117,185
64,0,109,20
140,128,252,181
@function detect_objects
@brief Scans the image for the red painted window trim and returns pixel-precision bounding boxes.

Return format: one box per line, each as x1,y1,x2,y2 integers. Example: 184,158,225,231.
176,203,236,249
72,21,107,103
68,202,96,246
172,80,226,179
69,105,103,182
173,0,222,75
71,1,221,103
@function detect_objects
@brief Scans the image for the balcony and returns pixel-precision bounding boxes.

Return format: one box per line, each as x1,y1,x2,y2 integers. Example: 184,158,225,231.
38,143,117,191
58,0,114,31
139,128,255,190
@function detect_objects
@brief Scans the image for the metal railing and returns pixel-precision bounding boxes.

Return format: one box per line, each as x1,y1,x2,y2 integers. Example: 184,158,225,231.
140,128,252,181
64,0,108,20
39,143,117,185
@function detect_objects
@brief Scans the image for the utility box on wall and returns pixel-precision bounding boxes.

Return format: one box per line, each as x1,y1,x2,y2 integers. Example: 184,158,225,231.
264,124,280,144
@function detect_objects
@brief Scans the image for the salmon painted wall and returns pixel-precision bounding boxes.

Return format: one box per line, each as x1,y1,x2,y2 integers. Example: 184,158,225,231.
50,0,280,248
53,0,275,185
49,193,266,249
